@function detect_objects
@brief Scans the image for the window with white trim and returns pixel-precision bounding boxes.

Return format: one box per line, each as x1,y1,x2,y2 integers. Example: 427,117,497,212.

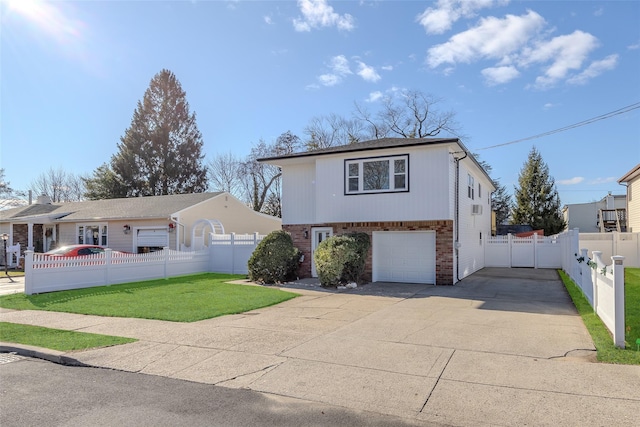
345,155,408,194
468,174,475,199
78,224,108,246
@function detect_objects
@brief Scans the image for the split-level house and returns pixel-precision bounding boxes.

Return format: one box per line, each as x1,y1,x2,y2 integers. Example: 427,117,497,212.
260,137,495,285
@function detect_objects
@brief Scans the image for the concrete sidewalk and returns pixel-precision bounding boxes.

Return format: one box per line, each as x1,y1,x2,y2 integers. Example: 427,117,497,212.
2,268,639,426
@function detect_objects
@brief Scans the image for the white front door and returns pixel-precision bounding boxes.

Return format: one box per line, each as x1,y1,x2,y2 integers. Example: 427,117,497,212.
311,227,333,277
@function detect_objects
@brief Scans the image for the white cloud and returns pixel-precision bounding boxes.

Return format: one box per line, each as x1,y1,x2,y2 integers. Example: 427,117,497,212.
293,0,355,32
557,177,584,185
381,65,393,71
629,41,640,50
417,0,510,35
426,10,546,68
317,54,352,86
567,54,618,85
264,15,273,25
481,65,520,85
593,7,604,17
366,91,383,102
356,61,381,82
543,102,559,110
426,9,614,89
521,30,600,88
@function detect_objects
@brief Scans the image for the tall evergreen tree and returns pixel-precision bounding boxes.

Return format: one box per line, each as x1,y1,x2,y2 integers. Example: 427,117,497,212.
511,147,565,235
109,69,207,197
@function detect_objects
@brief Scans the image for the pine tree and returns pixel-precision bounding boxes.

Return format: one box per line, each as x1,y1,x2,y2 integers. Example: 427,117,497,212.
109,69,207,197
511,147,566,235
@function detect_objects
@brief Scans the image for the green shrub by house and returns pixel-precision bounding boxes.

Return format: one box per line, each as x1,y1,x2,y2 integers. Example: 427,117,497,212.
314,233,370,287
248,230,301,284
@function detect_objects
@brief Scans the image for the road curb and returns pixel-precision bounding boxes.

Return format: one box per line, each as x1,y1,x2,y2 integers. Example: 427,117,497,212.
1,343,89,367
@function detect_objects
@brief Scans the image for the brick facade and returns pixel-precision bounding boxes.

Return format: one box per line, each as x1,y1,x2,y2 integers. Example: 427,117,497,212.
284,220,454,285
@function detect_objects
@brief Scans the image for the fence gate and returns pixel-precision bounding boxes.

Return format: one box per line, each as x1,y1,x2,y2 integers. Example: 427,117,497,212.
485,234,562,269
511,237,535,267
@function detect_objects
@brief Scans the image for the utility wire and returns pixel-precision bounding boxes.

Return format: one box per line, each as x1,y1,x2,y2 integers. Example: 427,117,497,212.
474,102,640,151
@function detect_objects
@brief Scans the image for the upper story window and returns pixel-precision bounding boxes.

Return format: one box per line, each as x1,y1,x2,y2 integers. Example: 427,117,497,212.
478,183,482,199
468,174,475,199
345,155,409,194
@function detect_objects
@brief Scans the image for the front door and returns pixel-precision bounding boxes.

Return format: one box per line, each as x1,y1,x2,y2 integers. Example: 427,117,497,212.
311,227,333,277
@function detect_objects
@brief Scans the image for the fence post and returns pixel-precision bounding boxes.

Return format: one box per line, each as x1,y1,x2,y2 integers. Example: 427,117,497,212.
24,250,34,295
533,232,539,269
611,255,626,348
230,233,236,274
592,250,602,313
164,246,169,279
104,248,112,286
508,233,513,267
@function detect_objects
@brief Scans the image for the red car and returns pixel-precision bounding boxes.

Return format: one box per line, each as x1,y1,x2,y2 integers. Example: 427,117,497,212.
44,245,107,257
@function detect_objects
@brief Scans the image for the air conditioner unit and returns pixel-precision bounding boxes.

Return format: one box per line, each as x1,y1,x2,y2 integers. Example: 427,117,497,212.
471,204,482,215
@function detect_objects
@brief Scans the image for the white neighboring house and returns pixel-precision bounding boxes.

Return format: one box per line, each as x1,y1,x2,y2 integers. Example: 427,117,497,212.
0,192,281,256
619,163,640,233
562,193,627,233
260,137,495,285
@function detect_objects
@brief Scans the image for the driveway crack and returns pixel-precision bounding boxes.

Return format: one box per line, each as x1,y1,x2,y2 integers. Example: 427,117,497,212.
420,348,455,413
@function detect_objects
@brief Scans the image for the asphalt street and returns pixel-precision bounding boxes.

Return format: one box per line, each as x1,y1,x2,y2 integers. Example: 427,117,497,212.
0,355,438,427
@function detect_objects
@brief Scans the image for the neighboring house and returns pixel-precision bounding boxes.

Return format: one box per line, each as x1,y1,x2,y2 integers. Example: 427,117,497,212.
0,192,281,256
619,163,640,232
562,193,627,233
260,137,495,285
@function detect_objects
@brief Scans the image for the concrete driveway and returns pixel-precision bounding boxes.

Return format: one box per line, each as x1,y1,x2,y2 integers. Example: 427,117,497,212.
2,268,639,426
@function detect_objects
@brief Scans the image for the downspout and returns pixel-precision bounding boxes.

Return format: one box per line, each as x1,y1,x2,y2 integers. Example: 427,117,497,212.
452,151,467,283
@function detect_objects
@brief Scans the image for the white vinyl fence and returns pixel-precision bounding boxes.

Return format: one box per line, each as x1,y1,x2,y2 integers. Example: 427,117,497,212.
558,229,627,348
210,233,264,274
485,233,562,268
24,233,265,295
579,232,640,268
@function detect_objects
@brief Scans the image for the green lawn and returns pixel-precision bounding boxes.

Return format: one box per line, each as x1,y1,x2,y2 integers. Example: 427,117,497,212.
0,322,136,351
559,268,640,365
0,273,299,322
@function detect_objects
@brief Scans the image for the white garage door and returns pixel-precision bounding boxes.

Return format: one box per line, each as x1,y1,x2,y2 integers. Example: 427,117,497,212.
136,228,169,248
373,231,436,284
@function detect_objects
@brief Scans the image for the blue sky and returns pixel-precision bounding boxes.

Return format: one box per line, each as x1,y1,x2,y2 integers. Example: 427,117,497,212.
1,0,639,206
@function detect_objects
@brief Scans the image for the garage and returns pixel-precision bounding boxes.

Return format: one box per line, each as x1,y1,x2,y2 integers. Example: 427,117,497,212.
372,231,436,284
136,228,169,253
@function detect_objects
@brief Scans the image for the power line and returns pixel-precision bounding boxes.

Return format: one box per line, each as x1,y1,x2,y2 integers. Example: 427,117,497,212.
474,102,640,151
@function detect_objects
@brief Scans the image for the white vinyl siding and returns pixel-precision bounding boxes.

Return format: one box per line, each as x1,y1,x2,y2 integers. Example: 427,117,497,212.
457,162,493,280
314,147,452,223
628,178,640,232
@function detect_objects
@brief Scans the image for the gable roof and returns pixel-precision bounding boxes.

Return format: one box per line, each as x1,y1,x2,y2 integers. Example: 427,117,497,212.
258,137,460,161
1,192,224,222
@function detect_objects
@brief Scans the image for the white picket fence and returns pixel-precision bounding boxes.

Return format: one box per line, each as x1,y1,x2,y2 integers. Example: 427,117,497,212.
24,233,264,295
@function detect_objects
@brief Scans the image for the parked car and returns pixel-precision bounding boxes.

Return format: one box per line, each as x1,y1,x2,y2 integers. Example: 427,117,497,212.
44,245,107,257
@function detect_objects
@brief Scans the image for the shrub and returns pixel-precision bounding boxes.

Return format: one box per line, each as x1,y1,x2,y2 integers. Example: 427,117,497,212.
341,232,370,283
314,232,370,287
248,230,301,284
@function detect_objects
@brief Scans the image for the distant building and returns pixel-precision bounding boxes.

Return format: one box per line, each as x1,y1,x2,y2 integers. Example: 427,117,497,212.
562,193,626,233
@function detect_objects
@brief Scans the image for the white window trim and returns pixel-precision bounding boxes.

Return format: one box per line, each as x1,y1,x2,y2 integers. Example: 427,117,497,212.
345,154,409,195
77,223,108,246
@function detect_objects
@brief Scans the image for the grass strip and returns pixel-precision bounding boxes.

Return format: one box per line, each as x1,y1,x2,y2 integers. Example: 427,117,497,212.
0,322,136,351
0,273,298,322
558,269,640,365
